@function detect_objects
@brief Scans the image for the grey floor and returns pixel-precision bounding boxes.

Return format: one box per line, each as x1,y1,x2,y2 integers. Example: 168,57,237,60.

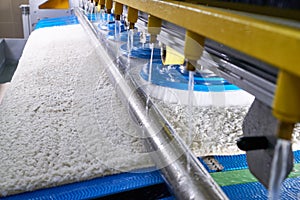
0,60,18,84
0,60,18,103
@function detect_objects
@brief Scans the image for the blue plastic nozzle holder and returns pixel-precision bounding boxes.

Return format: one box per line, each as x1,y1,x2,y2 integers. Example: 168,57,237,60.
140,60,240,92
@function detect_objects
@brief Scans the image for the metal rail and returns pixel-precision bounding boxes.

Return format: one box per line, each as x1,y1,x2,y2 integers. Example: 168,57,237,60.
75,8,228,200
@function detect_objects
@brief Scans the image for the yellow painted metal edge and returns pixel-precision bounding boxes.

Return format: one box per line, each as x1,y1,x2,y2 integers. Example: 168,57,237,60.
39,0,69,9
115,0,300,77
184,0,300,21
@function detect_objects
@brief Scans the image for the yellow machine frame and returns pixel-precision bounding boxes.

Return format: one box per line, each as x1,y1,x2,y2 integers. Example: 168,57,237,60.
39,0,69,9
115,0,300,133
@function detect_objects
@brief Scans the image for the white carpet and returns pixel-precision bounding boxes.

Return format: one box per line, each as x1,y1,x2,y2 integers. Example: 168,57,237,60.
0,83,9,104
154,101,300,156
1,22,299,197
0,24,152,197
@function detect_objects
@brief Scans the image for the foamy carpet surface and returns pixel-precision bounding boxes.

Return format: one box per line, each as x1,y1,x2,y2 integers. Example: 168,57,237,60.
0,24,152,197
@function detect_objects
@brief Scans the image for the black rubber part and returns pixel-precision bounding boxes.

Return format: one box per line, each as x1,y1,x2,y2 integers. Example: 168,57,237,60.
237,136,269,151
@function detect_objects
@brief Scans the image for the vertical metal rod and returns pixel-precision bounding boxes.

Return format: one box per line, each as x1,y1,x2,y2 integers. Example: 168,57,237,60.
20,5,31,39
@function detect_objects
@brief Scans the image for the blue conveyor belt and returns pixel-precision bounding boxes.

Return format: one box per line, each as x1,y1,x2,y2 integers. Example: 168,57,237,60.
2,151,300,200
1,169,164,200
35,16,79,29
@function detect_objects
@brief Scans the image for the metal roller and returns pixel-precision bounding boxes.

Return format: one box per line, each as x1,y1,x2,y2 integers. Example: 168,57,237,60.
75,8,228,200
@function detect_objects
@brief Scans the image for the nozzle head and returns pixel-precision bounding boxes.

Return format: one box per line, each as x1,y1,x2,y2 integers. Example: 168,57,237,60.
186,62,195,71
149,35,157,44
129,23,135,30
277,121,294,140
115,15,121,21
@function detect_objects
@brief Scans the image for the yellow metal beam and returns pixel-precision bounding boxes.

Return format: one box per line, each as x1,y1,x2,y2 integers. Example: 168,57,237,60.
183,0,300,21
115,0,300,77
39,0,69,9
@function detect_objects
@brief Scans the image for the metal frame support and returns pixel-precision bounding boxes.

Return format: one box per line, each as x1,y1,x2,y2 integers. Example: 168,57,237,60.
29,0,73,29
20,5,31,38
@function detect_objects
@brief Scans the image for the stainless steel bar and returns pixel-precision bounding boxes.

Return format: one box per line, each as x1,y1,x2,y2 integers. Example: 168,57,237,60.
207,54,276,107
20,4,31,38
75,8,228,200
